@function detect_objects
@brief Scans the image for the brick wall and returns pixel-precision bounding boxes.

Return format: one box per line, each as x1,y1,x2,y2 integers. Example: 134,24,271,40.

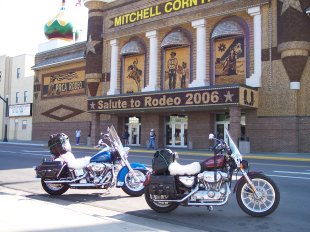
188,112,213,149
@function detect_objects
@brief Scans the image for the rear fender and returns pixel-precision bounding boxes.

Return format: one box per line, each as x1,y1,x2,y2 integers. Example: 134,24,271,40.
233,171,262,193
116,163,147,187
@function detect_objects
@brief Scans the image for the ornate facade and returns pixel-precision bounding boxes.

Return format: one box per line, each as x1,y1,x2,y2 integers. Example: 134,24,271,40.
33,0,310,152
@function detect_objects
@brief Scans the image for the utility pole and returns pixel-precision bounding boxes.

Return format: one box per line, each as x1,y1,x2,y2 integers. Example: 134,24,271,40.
0,95,8,142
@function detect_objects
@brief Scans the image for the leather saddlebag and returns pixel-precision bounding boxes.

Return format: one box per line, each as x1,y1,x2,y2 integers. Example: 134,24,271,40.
149,175,176,196
35,161,68,179
152,149,175,175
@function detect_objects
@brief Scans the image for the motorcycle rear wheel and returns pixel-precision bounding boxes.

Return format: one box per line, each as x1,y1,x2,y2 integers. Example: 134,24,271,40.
122,169,147,197
41,179,69,196
144,186,179,213
236,173,280,217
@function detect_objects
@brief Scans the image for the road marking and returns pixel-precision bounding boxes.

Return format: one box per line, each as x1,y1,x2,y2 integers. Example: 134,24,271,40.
0,150,48,156
274,171,310,175
22,150,49,153
268,174,310,180
0,151,19,154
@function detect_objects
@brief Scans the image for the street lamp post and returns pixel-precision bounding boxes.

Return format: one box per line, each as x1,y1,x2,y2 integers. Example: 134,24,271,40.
0,95,8,142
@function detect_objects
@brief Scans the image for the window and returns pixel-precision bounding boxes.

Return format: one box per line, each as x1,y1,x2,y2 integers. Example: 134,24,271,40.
16,92,19,103
24,91,28,102
22,120,27,130
17,68,21,78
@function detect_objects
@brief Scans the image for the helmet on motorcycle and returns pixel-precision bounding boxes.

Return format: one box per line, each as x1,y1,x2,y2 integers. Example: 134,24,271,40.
48,133,71,156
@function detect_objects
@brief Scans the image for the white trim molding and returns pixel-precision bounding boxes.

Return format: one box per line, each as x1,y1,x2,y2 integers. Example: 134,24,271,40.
247,6,262,87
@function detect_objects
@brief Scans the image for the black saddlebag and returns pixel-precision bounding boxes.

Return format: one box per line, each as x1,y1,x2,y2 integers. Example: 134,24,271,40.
149,175,176,196
152,149,175,175
35,161,69,179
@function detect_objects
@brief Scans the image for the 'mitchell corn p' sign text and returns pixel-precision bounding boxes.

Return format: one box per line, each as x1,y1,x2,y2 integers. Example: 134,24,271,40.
88,85,258,113
111,0,213,27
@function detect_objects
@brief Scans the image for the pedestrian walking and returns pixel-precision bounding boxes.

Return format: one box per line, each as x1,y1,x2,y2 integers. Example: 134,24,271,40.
123,129,129,145
75,128,81,145
148,129,156,149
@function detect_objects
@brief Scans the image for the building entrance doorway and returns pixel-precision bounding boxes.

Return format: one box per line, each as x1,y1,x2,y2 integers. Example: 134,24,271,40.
215,114,229,144
125,116,141,146
215,113,246,144
166,116,188,147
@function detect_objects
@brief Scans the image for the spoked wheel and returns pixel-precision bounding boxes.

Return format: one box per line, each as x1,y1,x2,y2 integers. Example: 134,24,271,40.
122,169,147,197
41,179,69,196
144,186,179,213
236,173,280,217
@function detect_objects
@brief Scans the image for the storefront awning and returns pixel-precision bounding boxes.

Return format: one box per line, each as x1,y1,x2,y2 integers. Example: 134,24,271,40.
87,84,258,114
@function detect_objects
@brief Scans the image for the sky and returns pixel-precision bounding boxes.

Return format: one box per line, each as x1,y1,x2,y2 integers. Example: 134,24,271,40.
0,0,88,57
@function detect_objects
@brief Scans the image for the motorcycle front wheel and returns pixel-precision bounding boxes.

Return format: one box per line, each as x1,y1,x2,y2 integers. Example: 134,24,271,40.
122,169,147,197
41,179,69,196
144,186,179,213
236,173,280,217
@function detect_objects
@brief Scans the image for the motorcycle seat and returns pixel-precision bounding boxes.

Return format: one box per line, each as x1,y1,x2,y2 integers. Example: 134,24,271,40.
168,162,201,176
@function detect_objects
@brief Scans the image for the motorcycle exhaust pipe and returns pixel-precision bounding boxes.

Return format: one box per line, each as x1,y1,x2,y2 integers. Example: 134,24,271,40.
187,195,229,206
70,183,101,188
153,186,199,203
70,182,112,189
43,173,87,184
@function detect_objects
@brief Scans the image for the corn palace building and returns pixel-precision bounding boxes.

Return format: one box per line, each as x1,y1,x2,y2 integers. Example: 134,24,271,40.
32,0,310,152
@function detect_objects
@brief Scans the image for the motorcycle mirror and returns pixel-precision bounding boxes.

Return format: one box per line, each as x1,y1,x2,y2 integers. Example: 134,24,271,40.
174,152,179,160
209,133,215,140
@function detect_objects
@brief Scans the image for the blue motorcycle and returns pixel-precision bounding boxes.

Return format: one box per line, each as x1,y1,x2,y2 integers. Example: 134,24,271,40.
35,125,148,197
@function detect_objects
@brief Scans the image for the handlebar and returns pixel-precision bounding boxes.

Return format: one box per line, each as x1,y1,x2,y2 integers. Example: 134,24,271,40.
209,137,231,155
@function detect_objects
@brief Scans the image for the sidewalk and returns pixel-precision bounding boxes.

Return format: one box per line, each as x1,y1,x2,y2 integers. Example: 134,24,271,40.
0,186,204,232
1,140,310,162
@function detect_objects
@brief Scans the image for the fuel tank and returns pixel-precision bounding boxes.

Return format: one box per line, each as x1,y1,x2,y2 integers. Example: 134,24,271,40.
200,155,225,170
90,147,112,163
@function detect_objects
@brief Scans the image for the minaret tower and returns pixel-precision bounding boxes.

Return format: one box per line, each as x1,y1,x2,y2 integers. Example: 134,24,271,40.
278,0,310,90
84,0,115,145
84,0,112,97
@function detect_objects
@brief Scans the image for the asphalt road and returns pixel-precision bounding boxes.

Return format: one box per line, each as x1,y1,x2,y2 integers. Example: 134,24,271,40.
0,143,310,232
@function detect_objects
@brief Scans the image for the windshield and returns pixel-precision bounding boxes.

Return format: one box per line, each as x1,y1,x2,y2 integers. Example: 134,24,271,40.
108,125,124,150
224,128,242,165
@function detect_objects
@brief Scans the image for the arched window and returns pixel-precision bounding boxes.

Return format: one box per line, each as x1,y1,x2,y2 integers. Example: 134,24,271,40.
211,18,249,85
121,39,146,94
161,29,192,90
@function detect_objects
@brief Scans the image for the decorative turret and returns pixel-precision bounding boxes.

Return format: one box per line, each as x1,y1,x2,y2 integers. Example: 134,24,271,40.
84,0,116,97
278,0,310,90
44,0,79,41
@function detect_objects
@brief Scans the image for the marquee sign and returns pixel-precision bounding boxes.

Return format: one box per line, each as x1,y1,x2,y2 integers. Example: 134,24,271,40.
111,0,213,27
88,85,258,113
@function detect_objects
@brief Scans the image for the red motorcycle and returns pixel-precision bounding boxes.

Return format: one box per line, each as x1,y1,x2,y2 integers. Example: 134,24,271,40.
144,129,280,217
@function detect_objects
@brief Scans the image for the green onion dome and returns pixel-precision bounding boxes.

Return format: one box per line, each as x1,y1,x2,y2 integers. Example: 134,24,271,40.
44,0,79,41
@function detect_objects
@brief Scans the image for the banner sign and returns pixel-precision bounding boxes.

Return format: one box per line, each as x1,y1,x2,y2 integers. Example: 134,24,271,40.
111,0,213,27
9,103,32,117
42,69,85,98
88,85,258,113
